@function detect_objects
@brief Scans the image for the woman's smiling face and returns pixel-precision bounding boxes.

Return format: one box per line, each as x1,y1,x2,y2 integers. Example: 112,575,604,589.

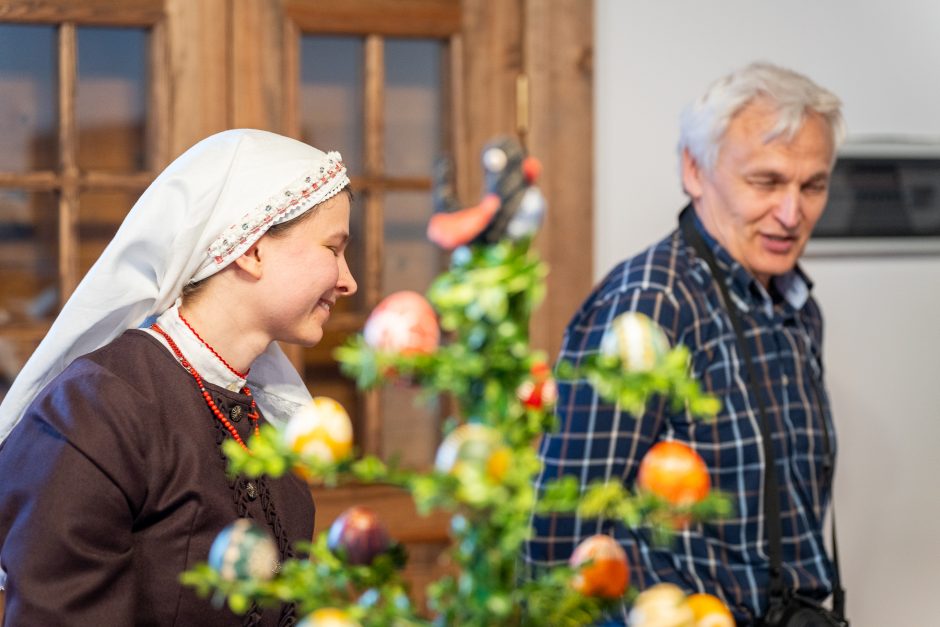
255,192,357,347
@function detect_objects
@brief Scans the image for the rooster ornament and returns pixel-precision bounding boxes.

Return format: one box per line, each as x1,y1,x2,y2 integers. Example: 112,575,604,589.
427,137,546,249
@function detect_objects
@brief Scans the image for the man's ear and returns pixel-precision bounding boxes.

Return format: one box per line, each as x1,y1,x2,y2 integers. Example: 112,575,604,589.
681,148,705,201
233,242,263,279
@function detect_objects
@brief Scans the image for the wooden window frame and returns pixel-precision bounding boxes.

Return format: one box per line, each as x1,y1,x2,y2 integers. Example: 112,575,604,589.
0,0,170,354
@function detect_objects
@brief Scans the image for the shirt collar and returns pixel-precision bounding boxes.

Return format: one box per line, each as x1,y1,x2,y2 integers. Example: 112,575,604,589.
144,300,247,392
685,207,813,315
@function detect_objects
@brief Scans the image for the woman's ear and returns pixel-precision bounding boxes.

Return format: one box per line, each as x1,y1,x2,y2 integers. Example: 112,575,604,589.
233,242,263,279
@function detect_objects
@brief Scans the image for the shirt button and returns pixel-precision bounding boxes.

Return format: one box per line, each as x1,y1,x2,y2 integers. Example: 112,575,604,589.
781,375,789,386
245,481,258,500
230,405,244,422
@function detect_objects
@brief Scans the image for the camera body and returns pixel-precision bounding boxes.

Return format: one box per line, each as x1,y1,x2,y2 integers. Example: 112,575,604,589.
761,595,848,627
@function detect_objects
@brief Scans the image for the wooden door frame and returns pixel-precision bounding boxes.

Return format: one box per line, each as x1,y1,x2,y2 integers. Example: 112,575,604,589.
230,0,594,362
455,0,594,361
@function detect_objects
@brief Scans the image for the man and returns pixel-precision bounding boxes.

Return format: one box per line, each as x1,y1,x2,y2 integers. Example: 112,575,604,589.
525,62,845,624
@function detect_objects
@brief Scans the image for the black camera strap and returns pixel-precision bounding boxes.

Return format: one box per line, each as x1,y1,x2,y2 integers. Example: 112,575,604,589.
679,207,845,620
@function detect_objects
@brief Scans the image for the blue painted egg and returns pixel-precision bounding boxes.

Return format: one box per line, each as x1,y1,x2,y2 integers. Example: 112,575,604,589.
208,518,279,582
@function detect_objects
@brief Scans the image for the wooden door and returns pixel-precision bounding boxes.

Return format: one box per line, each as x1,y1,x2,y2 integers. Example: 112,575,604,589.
0,0,592,617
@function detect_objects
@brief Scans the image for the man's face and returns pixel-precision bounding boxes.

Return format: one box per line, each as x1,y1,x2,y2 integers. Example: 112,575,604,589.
682,99,836,287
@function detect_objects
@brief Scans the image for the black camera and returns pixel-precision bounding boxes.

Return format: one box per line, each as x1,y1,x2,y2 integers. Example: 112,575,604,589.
761,595,848,627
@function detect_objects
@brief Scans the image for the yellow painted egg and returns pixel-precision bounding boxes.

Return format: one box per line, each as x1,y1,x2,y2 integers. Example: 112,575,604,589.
297,607,361,627
600,312,670,372
284,396,353,464
628,582,695,627
434,423,509,481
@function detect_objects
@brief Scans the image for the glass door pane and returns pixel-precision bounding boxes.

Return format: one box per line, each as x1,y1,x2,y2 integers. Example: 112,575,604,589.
77,190,139,275
0,189,59,324
384,38,443,178
0,24,58,172
299,36,364,175
382,190,440,294
77,27,149,172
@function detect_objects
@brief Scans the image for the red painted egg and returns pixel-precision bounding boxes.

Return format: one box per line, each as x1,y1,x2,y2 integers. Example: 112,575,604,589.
515,361,558,410
326,506,391,566
363,291,440,355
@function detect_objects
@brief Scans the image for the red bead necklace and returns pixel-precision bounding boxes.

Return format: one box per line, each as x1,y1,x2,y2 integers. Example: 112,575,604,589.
178,310,249,379
151,323,259,452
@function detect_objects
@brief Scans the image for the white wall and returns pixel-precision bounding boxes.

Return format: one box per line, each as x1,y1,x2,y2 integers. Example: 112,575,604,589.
595,2,940,625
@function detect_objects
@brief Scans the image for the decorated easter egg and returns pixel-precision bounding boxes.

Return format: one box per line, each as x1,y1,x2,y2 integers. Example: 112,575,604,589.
515,361,558,410
599,312,670,372
363,291,440,355
434,423,509,481
327,506,391,566
628,582,695,627
297,607,362,627
284,396,353,464
569,534,630,599
686,593,735,627
637,441,711,508
207,518,279,582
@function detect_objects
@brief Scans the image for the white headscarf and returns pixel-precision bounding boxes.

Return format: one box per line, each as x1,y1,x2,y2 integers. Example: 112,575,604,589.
0,129,349,442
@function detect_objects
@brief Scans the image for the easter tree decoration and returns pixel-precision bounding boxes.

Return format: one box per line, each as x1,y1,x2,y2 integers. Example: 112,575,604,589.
182,137,732,626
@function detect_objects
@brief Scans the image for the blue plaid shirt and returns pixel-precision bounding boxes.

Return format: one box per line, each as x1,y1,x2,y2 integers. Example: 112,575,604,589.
526,210,837,624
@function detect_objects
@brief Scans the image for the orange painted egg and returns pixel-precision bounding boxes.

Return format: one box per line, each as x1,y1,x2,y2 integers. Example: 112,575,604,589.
363,291,440,355
687,593,735,627
569,534,629,599
637,441,711,508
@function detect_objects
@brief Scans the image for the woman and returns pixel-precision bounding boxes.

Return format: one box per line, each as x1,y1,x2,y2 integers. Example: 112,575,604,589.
0,129,357,626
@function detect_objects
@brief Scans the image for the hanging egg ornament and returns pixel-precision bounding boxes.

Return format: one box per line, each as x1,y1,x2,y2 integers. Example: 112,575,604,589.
569,534,630,599
207,518,279,582
297,608,362,627
600,312,670,372
363,291,440,355
434,423,510,482
516,361,558,410
628,583,695,627
637,441,711,508
686,593,735,627
327,506,392,566
284,396,353,465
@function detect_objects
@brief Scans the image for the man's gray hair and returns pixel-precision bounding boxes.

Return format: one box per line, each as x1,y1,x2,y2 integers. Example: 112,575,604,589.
678,62,846,175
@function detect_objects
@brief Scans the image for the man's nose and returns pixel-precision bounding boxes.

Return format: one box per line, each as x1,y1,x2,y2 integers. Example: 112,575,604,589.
775,186,801,229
